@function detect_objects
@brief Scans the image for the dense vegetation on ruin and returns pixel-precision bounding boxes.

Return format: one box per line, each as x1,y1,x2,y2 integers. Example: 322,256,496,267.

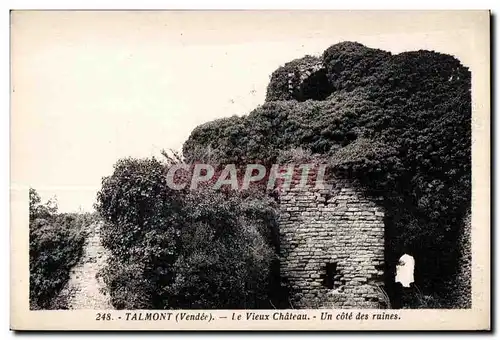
28,41,471,310
182,42,471,305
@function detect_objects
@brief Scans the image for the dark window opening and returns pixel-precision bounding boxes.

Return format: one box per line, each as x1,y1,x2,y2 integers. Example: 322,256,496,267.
295,68,334,102
321,263,339,289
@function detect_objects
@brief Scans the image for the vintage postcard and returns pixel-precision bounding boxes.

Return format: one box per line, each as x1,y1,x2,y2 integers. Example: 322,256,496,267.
10,10,490,331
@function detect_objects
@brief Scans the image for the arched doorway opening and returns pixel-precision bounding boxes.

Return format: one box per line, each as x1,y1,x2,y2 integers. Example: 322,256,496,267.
395,253,415,288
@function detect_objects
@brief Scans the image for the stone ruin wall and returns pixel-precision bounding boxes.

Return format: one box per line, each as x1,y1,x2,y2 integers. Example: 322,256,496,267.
452,211,472,308
278,176,386,308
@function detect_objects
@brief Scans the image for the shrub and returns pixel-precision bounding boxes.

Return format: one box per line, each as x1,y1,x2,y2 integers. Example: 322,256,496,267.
182,41,471,300
96,157,279,309
29,189,87,309
322,41,392,92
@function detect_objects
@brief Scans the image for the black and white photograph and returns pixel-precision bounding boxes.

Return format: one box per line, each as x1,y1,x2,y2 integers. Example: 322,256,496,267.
10,10,490,330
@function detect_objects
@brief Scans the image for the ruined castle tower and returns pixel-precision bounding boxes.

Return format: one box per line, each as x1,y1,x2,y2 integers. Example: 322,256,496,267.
278,176,386,308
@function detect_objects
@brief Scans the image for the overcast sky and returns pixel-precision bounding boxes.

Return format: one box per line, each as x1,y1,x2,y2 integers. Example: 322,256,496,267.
11,11,487,212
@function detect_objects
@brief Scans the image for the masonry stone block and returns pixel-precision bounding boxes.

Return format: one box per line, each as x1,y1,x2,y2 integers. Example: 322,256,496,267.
278,176,385,308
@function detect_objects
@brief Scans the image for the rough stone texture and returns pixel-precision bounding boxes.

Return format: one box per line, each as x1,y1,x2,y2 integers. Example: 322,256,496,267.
278,176,386,308
57,222,112,309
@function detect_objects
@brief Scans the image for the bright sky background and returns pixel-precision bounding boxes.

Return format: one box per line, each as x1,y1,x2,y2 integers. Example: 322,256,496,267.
11,11,488,212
